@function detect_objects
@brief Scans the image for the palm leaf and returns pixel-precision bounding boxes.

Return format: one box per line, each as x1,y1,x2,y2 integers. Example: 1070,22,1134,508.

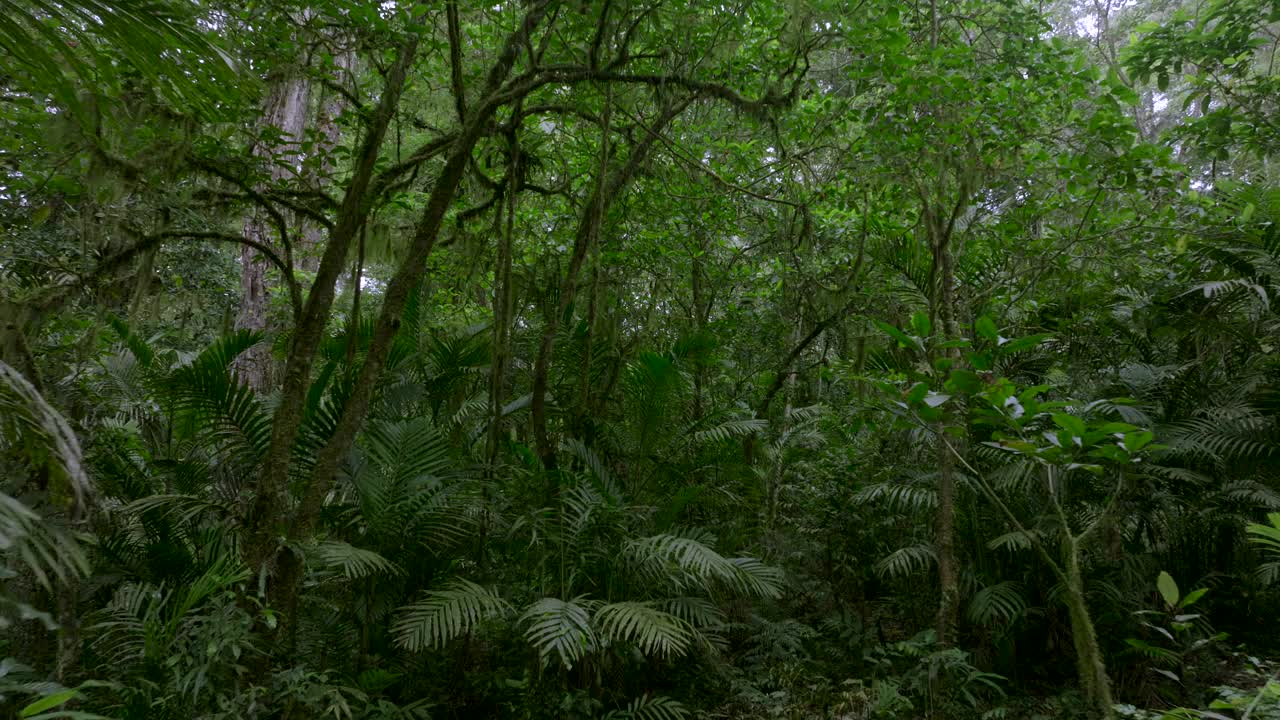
1247,513,1280,558
311,541,403,580
594,601,692,658
521,596,597,668
627,533,782,598
392,579,511,652
0,0,241,120
0,361,91,507
967,581,1029,627
603,695,691,720
874,544,936,579
164,330,271,462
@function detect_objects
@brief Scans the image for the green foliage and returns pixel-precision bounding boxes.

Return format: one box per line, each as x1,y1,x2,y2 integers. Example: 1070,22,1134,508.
392,579,512,652
3,0,1280,718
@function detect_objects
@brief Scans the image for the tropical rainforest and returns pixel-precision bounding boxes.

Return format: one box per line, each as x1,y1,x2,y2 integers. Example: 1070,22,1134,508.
1,0,1280,718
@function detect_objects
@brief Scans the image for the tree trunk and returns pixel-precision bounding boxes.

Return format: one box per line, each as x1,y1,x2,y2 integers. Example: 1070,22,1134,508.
259,4,556,620
935,248,960,646
489,132,519,466
530,97,686,477
1064,539,1115,719
245,40,418,578
301,50,356,271
236,72,312,391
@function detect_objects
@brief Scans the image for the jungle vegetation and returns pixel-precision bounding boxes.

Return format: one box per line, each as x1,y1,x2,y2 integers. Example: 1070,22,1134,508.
2,0,1280,718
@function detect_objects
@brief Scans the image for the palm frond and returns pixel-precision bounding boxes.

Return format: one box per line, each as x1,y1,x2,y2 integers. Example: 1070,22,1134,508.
0,493,88,591
562,438,622,505
521,596,597,668
164,330,271,462
627,534,782,598
392,579,512,652
603,695,690,720
967,581,1029,627
1247,513,1280,558
874,543,936,579
0,0,241,119
0,361,91,507
595,601,692,658
853,480,937,513
690,418,768,446
311,541,403,580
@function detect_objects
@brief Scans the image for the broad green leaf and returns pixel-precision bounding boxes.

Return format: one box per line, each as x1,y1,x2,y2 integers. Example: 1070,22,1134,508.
874,319,920,352
974,316,998,343
910,312,931,339
1123,431,1154,453
1157,571,1179,608
906,382,929,405
1051,413,1086,437
1179,588,1209,608
998,334,1051,354
21,689,78,717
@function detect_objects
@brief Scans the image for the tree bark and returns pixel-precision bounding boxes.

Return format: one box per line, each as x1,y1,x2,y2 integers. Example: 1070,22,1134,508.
245,39,418,577
236,72,312,391
259,4,557,625
1064,538,1116,719
301,50,357,271
489,129,520,466
923,174,971,648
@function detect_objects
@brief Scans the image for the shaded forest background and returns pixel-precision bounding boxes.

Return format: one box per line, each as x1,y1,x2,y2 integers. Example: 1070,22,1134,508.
2,0,1280,718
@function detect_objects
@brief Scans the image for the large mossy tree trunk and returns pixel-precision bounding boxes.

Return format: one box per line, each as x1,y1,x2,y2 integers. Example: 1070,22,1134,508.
236,71,311,391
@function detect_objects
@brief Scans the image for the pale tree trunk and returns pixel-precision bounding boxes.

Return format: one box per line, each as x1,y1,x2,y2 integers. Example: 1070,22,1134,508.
934,240,960,646
236,73,312,391
301,50,356,271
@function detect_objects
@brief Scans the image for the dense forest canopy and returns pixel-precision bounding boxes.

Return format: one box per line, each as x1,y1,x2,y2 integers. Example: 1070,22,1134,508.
1,0,1279,717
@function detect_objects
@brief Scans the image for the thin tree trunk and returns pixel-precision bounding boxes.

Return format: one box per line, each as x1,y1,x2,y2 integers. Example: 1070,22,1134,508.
573,255,601,436
1064,538,1115,719
766,321,800,534
924,175,971,647
261,5,556,622
489,129,519,465
934,233,960,646
530,96,687,477
690,243,705,420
